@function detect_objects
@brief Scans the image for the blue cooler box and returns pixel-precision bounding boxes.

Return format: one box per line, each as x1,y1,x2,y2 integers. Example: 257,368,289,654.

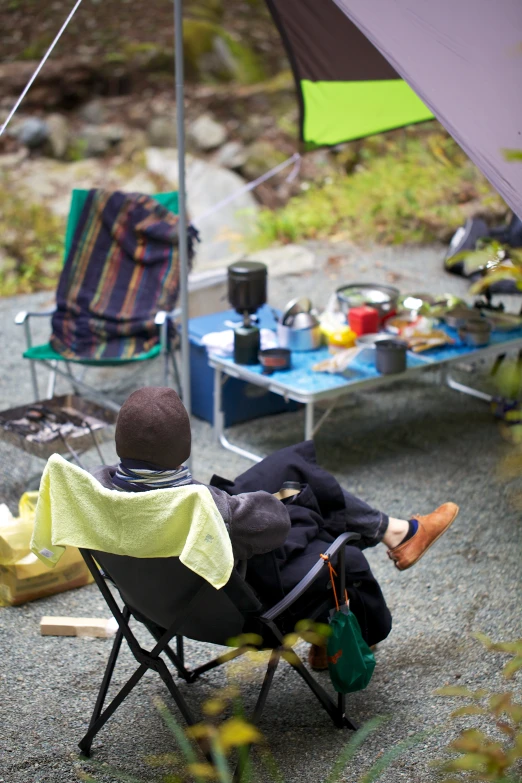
188,306,300,426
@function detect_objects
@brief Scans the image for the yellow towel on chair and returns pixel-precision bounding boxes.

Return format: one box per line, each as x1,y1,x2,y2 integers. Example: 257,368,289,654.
31,454,234,589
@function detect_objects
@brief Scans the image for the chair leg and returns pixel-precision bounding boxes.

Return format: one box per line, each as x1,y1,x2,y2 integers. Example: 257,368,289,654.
163,344,170,387
234,650,281,783
46,360,57,399
176,635,185,668
286,652,357,730
171,349,182,396
252,649,280,724
189,646,250,682
65,362,81,395
78,664,148,756
86,608,129,733
156,658,196,727
30,361,39,401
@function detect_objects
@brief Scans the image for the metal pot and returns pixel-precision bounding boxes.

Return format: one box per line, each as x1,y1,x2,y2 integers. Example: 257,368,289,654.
336,283,399,320
277,321,322,352
458,318,491,347
443,306,476,330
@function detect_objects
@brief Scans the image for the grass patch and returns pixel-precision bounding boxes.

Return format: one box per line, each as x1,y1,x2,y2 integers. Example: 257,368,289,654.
0,173,65,297
255,129,507,247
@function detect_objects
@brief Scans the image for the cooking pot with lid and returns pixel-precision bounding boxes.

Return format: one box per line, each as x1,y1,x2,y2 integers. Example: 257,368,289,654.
336,283,399,320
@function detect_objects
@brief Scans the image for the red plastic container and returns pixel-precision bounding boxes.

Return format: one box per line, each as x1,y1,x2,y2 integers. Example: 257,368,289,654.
348,305,380,336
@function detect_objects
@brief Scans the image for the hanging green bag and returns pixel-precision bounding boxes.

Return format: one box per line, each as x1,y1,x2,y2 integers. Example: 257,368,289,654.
321,554,376,694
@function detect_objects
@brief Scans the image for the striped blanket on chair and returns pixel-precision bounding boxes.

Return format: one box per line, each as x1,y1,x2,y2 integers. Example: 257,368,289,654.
51,190,192,360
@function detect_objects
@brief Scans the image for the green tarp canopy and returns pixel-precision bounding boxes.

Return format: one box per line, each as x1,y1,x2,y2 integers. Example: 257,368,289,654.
266,0,433,148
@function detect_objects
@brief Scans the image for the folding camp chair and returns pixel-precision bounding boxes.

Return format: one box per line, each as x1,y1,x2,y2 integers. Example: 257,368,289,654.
15,189,182,413
78,530,360,760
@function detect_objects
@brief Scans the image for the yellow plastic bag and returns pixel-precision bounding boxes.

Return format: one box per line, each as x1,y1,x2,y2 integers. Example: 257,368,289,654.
0,492,92,607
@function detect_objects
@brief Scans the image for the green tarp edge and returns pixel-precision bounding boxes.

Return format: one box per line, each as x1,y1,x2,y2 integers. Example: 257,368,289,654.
301,79,434,146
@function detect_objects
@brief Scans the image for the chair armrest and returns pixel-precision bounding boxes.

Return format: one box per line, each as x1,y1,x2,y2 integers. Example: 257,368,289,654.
261,532,360,622
15,309,56,325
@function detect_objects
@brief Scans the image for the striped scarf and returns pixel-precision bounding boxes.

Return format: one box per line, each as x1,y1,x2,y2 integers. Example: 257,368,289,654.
112,460,192,493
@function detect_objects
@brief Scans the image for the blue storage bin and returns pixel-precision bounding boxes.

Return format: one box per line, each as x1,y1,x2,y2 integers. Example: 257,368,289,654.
188,305,300,426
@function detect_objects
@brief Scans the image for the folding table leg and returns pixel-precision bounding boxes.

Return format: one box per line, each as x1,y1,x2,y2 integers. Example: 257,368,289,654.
304,402,314,441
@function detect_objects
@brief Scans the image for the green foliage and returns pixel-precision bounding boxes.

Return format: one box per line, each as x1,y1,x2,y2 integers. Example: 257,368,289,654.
434,634,522,783
0,174,64,297
254,131,505,248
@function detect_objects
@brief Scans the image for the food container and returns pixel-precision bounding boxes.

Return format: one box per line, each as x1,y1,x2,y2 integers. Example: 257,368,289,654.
348,305,380,336
458,318,492,347
337,283,399,321
327,325,357,350
375,339,408,375
277,321,322,351
259,348,291,374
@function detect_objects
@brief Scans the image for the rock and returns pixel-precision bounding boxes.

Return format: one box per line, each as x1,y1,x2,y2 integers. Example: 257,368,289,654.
17,118,49,148
120,130,148,161
146,147,187,185
45,114,69,159
145,148,258,266
246,244,316,278
147,116,177,148
188,114,227,152
185,158,258,265
242,140,288,180
100,123,126,146
123,173,158,194
214,141,246,170
199,36,238,82
80,99,106,125
77,125,109,157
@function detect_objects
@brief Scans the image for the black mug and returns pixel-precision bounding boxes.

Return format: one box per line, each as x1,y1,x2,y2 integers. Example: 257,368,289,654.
375,339,407,375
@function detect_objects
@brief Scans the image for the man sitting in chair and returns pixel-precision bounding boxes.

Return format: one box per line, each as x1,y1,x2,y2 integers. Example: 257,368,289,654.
89,387,458,669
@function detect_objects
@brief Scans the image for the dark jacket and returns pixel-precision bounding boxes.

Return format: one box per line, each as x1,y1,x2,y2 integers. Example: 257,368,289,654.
210,441,392,646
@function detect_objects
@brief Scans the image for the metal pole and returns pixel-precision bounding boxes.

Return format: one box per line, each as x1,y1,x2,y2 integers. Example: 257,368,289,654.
174,0,192,469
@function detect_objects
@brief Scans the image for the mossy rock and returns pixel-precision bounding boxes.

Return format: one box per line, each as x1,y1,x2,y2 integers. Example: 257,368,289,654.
188,0,224,23
242,141,288,180
183,19,265,84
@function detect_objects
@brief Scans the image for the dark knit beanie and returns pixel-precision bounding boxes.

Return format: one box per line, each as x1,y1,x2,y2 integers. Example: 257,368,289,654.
115,387,191,469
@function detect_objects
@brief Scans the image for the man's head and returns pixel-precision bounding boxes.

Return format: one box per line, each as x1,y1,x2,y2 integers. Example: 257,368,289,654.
115,387,191,469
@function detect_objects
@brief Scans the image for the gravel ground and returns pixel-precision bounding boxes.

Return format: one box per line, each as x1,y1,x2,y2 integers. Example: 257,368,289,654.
1,243,521,783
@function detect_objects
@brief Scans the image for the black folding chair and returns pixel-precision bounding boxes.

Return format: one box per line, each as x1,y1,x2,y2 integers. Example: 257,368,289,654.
78,531,360,759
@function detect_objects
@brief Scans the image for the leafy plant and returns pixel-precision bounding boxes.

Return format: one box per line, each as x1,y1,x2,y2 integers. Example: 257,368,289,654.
434,633,522,783
78,625,427,783
0,173,65,297
254,129,506,248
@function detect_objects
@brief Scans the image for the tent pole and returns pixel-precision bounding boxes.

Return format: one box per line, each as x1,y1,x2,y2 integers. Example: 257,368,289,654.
173,0,192,466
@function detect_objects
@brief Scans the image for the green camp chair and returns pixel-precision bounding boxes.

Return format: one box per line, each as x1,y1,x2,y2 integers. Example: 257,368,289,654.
15,189,182,412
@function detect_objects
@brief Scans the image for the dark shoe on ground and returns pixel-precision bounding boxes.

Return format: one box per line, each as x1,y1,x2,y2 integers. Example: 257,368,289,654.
308,643,328,670
387,502,459,571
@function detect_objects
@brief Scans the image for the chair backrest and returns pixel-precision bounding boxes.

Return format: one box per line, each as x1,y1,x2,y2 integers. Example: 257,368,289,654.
92,550,262,646
64,189,179,260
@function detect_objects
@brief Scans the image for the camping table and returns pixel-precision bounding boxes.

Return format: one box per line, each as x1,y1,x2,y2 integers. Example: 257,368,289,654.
208,325,522,463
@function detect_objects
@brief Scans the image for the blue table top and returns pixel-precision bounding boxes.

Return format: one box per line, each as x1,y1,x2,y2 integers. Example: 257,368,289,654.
195,308,522,397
